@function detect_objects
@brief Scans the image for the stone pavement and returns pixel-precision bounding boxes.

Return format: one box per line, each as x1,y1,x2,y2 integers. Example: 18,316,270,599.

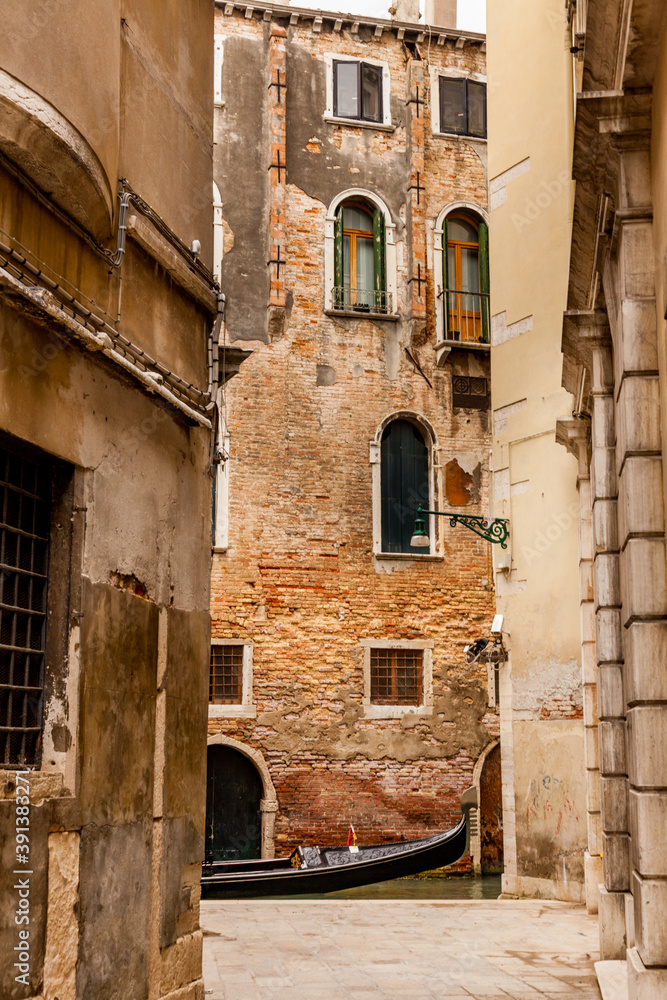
201,898,601,1000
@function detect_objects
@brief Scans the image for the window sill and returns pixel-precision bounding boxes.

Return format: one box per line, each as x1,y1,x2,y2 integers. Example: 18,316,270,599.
433,131,487,143
326,309,399,322
324,115,395,133
212,546,228,554
208,704,257,719
373,551,444,561
362,704,434,720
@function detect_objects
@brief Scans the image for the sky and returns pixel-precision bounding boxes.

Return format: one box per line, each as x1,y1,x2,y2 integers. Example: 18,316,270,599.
313,0,486,32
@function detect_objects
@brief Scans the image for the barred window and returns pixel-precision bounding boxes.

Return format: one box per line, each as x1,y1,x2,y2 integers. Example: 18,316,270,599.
209,644,243,704
0,444,52,767
370,648,423,706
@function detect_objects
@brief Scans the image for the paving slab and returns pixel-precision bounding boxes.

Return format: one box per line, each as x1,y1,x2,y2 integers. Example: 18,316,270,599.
201,898,600,1000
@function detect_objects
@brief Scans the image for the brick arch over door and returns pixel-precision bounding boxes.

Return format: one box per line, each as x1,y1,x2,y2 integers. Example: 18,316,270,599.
207,734,278,858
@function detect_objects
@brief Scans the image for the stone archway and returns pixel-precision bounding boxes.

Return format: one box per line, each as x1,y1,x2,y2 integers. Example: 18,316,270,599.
471,739,503,875
206,735,278,859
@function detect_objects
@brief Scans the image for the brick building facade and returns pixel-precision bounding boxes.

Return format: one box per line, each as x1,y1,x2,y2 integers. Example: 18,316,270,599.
208,0,499,870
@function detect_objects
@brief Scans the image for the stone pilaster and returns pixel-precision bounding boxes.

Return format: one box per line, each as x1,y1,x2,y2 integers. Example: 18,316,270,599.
612,146,667,997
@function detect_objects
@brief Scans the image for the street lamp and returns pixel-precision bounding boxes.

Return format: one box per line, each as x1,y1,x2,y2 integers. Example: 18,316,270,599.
410,506,510,549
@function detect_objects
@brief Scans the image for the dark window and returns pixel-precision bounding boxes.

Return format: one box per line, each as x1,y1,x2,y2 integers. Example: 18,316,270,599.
442,213,490,343
439,78,486,138
209,645,243,704
0,443,51,767
380,420,429,553
370,648,423,705
333,200,389,313
333,60,382,123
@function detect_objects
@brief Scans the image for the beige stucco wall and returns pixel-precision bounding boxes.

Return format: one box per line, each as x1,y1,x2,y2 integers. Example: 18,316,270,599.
652,14,667,527
487,0,587,899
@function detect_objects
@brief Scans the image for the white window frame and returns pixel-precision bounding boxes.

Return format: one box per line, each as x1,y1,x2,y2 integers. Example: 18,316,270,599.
429,68,488,140
213,181,223,283
324,188,398,315
208,639,256,719
369,411,443,560
360,639,434,719
323,52,393,130
214,35,225,106
433,202,489,351
212,408,230,552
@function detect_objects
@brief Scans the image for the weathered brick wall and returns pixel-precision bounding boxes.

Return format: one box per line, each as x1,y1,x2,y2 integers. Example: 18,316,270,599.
212,4,495,865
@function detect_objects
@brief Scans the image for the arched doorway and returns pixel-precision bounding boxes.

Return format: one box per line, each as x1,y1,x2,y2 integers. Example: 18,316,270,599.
205,745,263,862
479,742,503,874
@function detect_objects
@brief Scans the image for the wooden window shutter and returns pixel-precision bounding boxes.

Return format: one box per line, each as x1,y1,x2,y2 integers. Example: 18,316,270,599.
373,207,386,311
478,220,489,343
381,420,429,553
334,207,344,293
442,217,449,337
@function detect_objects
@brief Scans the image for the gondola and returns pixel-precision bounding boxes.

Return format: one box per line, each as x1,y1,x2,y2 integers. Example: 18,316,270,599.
201,786,477,898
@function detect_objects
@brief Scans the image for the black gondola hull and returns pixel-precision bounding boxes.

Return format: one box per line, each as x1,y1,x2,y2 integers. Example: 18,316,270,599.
201,815,468,898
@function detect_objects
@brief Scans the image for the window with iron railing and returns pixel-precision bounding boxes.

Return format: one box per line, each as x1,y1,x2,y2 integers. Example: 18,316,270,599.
209,644,244,704
332,201,389,314
0,443,51,768
441,213,490,343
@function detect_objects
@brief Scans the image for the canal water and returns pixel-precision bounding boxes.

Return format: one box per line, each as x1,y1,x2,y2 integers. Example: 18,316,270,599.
293,875,503,901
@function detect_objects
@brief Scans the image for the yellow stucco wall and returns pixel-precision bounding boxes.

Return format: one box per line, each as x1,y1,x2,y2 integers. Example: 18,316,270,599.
487,0,587,896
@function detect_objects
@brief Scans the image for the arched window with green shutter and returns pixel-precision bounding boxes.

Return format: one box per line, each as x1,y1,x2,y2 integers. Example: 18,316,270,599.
442,212,489,344
333,200,388,314
380,419,429,553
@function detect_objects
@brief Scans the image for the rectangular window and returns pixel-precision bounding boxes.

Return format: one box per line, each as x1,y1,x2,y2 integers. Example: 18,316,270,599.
209,644,243,704
439,78,487,138
334,61,382,123
0,443,52,767
370,648,423,706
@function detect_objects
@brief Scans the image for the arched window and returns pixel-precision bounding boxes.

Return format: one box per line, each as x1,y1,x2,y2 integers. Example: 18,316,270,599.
333,199,388,314
380,419,429,553
442,212,489,343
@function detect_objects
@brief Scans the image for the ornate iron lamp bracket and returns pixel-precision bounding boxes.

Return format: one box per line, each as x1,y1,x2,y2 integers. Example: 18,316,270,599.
417,507,510,549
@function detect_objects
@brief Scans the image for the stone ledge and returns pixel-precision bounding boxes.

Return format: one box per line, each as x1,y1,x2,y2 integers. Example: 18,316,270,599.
595,960,627,1000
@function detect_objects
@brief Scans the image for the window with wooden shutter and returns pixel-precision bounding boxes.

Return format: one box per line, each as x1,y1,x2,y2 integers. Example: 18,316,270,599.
442,213,490,344
380,420,429,553
333,201,389,313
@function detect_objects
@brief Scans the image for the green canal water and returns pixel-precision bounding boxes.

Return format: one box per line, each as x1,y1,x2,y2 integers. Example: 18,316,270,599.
285,875,503,901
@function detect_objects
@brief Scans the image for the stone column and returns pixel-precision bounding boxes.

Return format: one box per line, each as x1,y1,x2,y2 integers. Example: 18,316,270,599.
613,147,667,998
588,337,631,958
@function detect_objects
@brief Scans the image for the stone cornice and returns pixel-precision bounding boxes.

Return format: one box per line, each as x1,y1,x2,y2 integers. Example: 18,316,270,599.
215,0,485,48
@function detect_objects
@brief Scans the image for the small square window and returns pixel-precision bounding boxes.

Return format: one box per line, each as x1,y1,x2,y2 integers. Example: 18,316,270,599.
361,640,433,719
439,78,486,138
333,60,382,123
370,648,423,705
209,644,243,704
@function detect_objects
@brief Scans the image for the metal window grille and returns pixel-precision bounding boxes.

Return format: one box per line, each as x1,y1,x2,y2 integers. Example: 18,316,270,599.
0,445,51,767
370,648,423,706
444,290,490,343
209,645,243,704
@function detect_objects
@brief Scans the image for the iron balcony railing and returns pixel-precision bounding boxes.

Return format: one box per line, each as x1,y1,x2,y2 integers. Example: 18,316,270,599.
332,286,392,314
443,289,490,344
